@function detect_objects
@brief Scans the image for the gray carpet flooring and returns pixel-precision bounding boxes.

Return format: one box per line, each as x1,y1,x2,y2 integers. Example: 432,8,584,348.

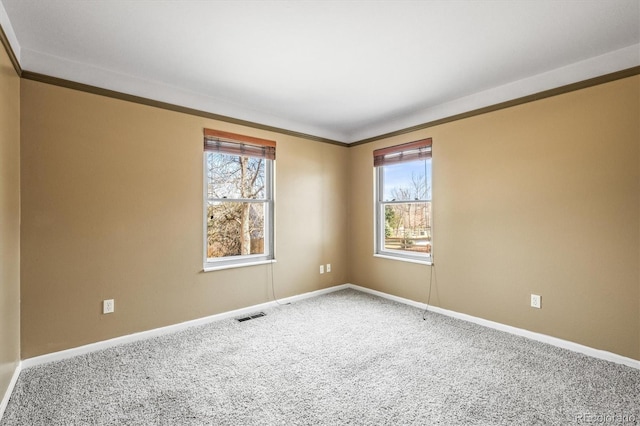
2,289,639,425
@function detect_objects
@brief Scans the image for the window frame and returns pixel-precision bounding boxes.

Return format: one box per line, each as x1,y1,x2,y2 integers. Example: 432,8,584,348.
202,130,275,271
374,139,432,264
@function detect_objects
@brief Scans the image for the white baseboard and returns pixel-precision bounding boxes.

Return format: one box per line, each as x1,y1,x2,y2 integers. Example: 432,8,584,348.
20,282,639,371
0,361,21,422
22,284,351,369
346,283,640,370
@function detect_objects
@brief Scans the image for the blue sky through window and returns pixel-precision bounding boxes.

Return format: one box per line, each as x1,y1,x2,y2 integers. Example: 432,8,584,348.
382,159,431,201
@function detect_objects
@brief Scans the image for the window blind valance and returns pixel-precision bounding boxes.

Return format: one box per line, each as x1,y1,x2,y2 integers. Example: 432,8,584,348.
373,138,432,167
204,128,276,160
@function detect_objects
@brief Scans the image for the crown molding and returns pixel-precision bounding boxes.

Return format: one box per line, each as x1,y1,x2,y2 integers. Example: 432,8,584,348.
5,18,638,148
350,65,640,147
20,65,640,149
21,70,347,147
0,20,21,75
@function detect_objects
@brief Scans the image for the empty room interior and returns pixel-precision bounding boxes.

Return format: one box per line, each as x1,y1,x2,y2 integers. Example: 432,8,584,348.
0,1,639,424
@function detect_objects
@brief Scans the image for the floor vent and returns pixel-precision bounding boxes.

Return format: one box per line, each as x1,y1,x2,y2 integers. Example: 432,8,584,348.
236,312,266,322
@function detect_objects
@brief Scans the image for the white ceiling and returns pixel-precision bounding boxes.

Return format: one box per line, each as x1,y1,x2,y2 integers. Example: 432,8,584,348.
1,1,638,143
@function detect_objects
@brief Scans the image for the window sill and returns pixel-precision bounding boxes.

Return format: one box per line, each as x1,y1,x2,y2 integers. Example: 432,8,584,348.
374,253,432,266
203,259,276,272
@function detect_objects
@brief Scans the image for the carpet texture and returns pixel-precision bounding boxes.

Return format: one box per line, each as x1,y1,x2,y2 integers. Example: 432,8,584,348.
2,289,639,425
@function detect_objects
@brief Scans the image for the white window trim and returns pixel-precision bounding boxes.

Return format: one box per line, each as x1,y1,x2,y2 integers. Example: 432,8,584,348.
374,159,432,264
373,253,432,266
203,259,277,273
202,154,275,271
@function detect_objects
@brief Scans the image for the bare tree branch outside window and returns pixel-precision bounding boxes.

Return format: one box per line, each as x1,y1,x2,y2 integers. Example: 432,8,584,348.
206,153,267,258
381,165,431,256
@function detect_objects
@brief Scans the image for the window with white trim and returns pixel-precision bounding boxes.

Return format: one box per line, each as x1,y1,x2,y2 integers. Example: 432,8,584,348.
374,138,432,263
203,129,275,269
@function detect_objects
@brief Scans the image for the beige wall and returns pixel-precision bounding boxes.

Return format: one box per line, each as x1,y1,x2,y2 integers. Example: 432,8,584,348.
20,80,348,358
16,69,640,362
348,76,640,360
0,47,20,398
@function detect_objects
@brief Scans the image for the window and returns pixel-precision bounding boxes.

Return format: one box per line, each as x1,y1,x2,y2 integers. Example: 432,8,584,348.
203,129,275,270
374,138,432,263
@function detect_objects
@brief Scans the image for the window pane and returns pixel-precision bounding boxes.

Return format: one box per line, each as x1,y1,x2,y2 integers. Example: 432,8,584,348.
206,153,266,200
382,158,431,201
383,202,431,255
207,201,265,258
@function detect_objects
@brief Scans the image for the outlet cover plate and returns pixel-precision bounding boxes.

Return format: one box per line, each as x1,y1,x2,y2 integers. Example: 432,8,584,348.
530,294,541,309
103,299,115,314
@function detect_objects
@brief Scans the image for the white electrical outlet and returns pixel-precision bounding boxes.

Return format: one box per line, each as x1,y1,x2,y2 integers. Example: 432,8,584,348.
319,265,325,274
326,263,331,273
530,294,541,309
103,299,115,314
